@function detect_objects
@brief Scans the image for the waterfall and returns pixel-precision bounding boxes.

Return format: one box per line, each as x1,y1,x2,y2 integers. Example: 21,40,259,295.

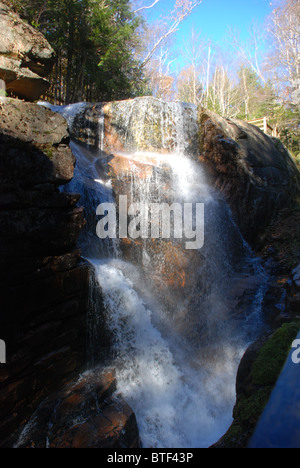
40,98,268,448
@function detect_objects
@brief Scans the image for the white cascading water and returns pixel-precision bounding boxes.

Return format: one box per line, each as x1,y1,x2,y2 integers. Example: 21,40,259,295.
40,100,268,448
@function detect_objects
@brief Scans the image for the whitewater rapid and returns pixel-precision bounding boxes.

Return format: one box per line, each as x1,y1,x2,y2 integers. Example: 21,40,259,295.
90,257,248,448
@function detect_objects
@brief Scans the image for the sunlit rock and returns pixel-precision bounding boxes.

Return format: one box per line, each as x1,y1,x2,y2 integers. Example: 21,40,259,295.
0,1,55,101
71,97,199,157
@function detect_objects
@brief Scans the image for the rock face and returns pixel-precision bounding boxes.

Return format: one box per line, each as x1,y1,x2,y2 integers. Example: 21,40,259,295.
212,322,300,448
0,2,55,101
199,109,300,247
67,97,299,326
35,97,299,449
67,98,271,344
70,98,202,319
14,368,141,449
0,98,89,447
71,98,199,157
70,98,299,248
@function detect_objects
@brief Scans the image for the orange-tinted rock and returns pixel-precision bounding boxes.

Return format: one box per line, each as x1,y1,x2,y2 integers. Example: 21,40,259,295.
14,368,141,449
0,2,55,101
71,98,199,157
105,150,199,301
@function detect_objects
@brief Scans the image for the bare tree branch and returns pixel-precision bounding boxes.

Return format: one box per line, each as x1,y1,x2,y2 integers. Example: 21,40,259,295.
134,0,160,14
140,1,203,69
267,0,300,87
229,25,267,84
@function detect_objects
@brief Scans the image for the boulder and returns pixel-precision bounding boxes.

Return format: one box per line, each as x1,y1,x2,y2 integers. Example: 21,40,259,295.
13,368,141,449
0,98,75,185
212,322,300,448
0,2,55,101
198,109,300,247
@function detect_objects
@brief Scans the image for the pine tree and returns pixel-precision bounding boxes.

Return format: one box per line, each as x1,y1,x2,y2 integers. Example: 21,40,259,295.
11,0,145,103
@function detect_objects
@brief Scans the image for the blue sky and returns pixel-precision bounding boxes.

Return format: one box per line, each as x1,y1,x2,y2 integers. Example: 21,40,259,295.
174,0,272,45
144,0,273,70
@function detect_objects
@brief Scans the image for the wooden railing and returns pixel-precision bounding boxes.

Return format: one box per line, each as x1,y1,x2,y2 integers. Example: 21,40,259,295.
247,117,278,137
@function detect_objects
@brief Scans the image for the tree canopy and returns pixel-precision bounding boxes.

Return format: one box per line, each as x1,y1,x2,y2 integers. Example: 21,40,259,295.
9,0,300,157
11,0,145,103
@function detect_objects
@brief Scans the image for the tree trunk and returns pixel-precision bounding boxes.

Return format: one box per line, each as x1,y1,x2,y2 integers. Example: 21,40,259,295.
65,1,75,105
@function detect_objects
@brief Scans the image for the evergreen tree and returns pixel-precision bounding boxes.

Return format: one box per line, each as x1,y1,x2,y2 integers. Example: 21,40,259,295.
11,0,145,103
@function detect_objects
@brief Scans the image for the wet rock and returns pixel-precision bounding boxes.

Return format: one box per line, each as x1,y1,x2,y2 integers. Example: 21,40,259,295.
0,2,55,101
104,149,204,334
72,102,201,307
226,275,263,314
70,97,199,157
212,322,300,448
14,369,141,449
288,263,300,314
70,98,300,252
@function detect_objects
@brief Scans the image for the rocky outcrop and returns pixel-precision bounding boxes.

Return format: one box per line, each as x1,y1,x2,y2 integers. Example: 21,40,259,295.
71,98,199,157
69,98,299,249
0,2,55,101
0,98,89,447
30,97,299,449
0,98,75,183
66,97,300,332
14,368,141,449
68,98,203,312
212,322,300,448
199,109,300,247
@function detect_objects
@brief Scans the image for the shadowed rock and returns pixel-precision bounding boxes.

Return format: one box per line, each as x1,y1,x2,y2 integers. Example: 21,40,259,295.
199,109,300,247
0,98,75,185
14,368,141,449
0,99,88,447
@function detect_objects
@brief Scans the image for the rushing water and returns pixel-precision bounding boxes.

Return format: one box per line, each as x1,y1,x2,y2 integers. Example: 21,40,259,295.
40,99,268,448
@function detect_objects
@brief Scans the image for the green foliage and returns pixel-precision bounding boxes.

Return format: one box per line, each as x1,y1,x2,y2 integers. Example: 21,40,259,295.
12,0,146,104
235,67,274,121
85,0,144,101
218,322,300,447
234,323,300,430
252,322,300,386
233,66,300,154
234,388,272,426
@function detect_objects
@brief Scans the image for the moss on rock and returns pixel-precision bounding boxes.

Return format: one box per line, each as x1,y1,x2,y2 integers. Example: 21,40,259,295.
213,322,300,448
252,322,300,386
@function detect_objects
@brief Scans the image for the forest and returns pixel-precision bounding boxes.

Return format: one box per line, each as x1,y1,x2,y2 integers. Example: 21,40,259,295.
9,0,300,157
